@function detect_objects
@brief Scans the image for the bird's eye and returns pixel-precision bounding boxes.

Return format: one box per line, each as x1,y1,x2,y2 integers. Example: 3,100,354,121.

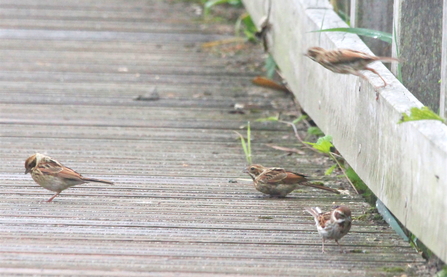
28,160,36,168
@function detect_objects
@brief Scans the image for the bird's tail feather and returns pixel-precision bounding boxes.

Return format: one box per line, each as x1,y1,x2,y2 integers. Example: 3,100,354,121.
304,207,322,218
377,57,399,63
302,182,340,194
82,178,114,185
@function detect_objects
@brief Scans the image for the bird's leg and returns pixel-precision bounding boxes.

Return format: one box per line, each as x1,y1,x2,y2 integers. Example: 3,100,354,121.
363,67,387,87
46,192,60,202
353,71,381,100
336,240,346,254
321,238,326,253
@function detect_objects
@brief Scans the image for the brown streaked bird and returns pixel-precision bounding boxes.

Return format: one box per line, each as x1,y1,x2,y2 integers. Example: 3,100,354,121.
304,206,352,253
24,153,114,202
305,47,399,87
244,164,340,197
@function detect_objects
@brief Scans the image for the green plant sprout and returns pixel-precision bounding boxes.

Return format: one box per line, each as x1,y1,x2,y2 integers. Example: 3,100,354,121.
264,54,277,79
235,12,258,42
304,135,333,153
304,135,359,194
255,115,279,122
292,115,308,124
203,0,242,17
399,106,445,123
324,164,338,176
234,121,252,164
307,126,324,137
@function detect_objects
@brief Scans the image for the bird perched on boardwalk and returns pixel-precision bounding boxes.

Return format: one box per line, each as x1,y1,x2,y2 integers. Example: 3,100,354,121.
25,153,114,202
304,206,352,253
244,164,340,197
305,47,399,88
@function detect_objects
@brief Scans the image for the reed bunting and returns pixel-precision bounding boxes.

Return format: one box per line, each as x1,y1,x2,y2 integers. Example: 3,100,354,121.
304,205,352,253
306,47,398,87
245,164,340,197
25,153,114,202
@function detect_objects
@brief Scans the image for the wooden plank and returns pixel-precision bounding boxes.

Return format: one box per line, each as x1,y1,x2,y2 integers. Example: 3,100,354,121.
442,0,447,117
0,29,228,42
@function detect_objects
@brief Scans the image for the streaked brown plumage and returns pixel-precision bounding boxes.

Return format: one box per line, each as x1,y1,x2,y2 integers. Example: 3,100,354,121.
245,164,340,197
306,47,399,87
25,153,114,202
305,206,352,253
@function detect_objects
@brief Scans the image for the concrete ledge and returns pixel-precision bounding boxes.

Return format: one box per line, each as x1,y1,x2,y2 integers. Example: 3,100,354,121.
243,0,447,262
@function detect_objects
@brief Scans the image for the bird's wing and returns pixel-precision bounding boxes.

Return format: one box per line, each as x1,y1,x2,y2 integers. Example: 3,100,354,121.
318,212,332,228
37,159,64,174
283,171,308,184
258,168,288,184
38,161,84,181
325,49,374,64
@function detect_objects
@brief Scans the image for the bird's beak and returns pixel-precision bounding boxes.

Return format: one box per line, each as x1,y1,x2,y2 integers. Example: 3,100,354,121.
25,169,30,174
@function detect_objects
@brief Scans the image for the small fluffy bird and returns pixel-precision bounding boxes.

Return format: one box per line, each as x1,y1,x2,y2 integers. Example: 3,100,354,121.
25,153,114,202
304,206,352,253
305,47,399,87
245,164,340,197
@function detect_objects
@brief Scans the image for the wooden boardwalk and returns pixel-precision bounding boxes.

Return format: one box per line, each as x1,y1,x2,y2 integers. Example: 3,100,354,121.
0,1,429,276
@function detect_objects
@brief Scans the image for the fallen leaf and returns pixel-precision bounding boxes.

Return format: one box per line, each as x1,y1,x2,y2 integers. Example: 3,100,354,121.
252,76,290,93
201,37,245,48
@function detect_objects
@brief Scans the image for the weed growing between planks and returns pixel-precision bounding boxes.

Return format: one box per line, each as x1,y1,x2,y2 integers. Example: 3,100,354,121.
234,121,252,165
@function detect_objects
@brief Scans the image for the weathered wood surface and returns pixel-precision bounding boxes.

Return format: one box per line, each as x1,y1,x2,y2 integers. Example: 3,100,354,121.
396,0,442,111
0,0,429,276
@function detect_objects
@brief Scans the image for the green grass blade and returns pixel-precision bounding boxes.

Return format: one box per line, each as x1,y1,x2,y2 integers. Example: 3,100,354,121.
235,13,257,42
234,131,249,164
234,14,242,36
241,14,257,34
246,122,252,164
324,164,337,175
312,27,392,44
392,24,403,82
255,116,278,122
292,115,308,124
